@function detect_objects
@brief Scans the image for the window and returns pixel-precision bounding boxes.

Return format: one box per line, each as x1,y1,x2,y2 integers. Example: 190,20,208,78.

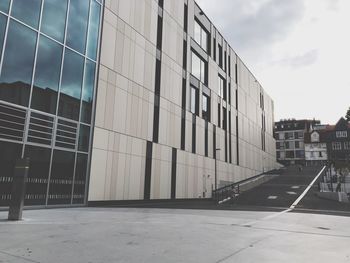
190,85,199,115
73,153,88,204
23,146,51,206
0,0,10,13
344,142,350,150
78,125,90,152
66,0,90,54
202,93,210,121
332,142,342,150
222,107,227,130
81,60,96,124
286,151,295,159
0,20,37,106
191,51,207,84
218,43,223,68
48,150,75,205
295,141,300,149
0,14,6,60
58,49,84,121
31,35,63,114
296,150,304,158
278,133,285,140
336,131,348,138
218,103,221,128
218,75,226,100
87,0,101,60
41,0,68,42
11,0,42,29
194,20,208,52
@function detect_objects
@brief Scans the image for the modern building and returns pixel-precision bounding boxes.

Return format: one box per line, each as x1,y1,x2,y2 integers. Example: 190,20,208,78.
274,119,320,166
0,0,278,208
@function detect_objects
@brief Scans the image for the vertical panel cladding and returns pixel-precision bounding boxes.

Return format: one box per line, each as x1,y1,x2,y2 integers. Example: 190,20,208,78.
86,0,280,204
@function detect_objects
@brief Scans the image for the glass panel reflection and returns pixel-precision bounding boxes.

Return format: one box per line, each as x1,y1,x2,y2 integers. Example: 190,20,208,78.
41,0,68,42
0,0,10,13
31,35,63,114
73,153,88,204
24,146,51,206
87,0,101,60
0,14,7,57
11,0,42,29
66,0,90,54
81,60,95,124
0,141,22,207
48,149,75,205
78,124,90,152
58,49,84,121
0,20,37,106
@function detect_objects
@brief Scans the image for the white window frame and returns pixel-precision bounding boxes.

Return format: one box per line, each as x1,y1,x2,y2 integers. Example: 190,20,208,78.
336,131,348,138
332,142,342,150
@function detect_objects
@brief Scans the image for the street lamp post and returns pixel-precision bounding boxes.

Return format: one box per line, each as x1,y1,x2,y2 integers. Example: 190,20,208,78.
215,148,221,190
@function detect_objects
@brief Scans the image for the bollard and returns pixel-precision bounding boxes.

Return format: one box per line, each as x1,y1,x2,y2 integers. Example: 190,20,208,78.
8,158,30,221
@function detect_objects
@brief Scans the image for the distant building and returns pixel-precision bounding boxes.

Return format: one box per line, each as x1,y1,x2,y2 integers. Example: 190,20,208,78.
274,119,320,166
325,118,350,163
304,128,328,167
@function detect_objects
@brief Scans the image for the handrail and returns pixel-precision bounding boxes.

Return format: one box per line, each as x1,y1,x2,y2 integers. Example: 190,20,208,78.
212,169,280,203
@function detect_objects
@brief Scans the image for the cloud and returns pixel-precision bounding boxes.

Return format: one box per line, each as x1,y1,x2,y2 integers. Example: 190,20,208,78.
273,49,319,68
197,0,305,53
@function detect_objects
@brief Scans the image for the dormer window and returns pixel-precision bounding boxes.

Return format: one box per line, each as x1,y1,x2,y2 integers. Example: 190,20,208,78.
336,131,347,138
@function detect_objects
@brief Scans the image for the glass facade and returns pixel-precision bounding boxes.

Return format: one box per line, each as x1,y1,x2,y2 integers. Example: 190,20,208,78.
0,0,102,207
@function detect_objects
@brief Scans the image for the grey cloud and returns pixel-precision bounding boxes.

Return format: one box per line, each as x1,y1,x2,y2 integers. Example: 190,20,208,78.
274,49,319,68
197,0,304,53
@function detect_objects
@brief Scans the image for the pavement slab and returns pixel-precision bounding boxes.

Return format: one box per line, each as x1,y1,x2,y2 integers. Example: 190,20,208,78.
1,207,350,263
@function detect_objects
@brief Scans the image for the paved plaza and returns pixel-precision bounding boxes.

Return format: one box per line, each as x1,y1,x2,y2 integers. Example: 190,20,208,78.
1,207,350,263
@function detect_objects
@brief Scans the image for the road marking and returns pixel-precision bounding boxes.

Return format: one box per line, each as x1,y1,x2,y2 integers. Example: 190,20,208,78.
290,166,326,209
267,196,277,200
291,186,300,189
286,191,297,195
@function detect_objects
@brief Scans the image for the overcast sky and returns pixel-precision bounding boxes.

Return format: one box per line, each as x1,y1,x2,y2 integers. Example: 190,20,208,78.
196,0,350,124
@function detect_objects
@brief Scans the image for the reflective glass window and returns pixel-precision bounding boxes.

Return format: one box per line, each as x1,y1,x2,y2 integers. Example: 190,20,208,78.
66,0,90,54
31,35,63,114
24,146,51,206
191,52,201,81
0,20,37,106
73,153,88,204
58,49,84,121
194,20,208,52
81,60,95,124
0,0,10,13
11,0,42,29
87,0,101,60
191,51,207,84
48,150,75,205
78,124,90,152
0,141,22,207
0,14,7,56
41,0,68,42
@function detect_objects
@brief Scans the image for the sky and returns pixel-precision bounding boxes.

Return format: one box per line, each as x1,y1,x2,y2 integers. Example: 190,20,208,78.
196,0,350,124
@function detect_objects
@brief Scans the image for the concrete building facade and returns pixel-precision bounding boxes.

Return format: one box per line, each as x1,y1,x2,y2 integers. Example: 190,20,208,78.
0,0,278,208
88,0,278,203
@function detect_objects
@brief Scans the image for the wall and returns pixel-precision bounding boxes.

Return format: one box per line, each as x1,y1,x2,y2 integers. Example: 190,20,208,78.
88,0,278,202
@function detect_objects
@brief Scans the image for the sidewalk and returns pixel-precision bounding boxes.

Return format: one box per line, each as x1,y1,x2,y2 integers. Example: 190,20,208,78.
1,207,350,263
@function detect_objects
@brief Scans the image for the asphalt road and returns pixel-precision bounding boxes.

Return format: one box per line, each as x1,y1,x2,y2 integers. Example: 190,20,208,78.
228,166,350,215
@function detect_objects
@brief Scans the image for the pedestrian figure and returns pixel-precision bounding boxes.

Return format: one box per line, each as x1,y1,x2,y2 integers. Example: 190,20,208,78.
298,165,303,173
